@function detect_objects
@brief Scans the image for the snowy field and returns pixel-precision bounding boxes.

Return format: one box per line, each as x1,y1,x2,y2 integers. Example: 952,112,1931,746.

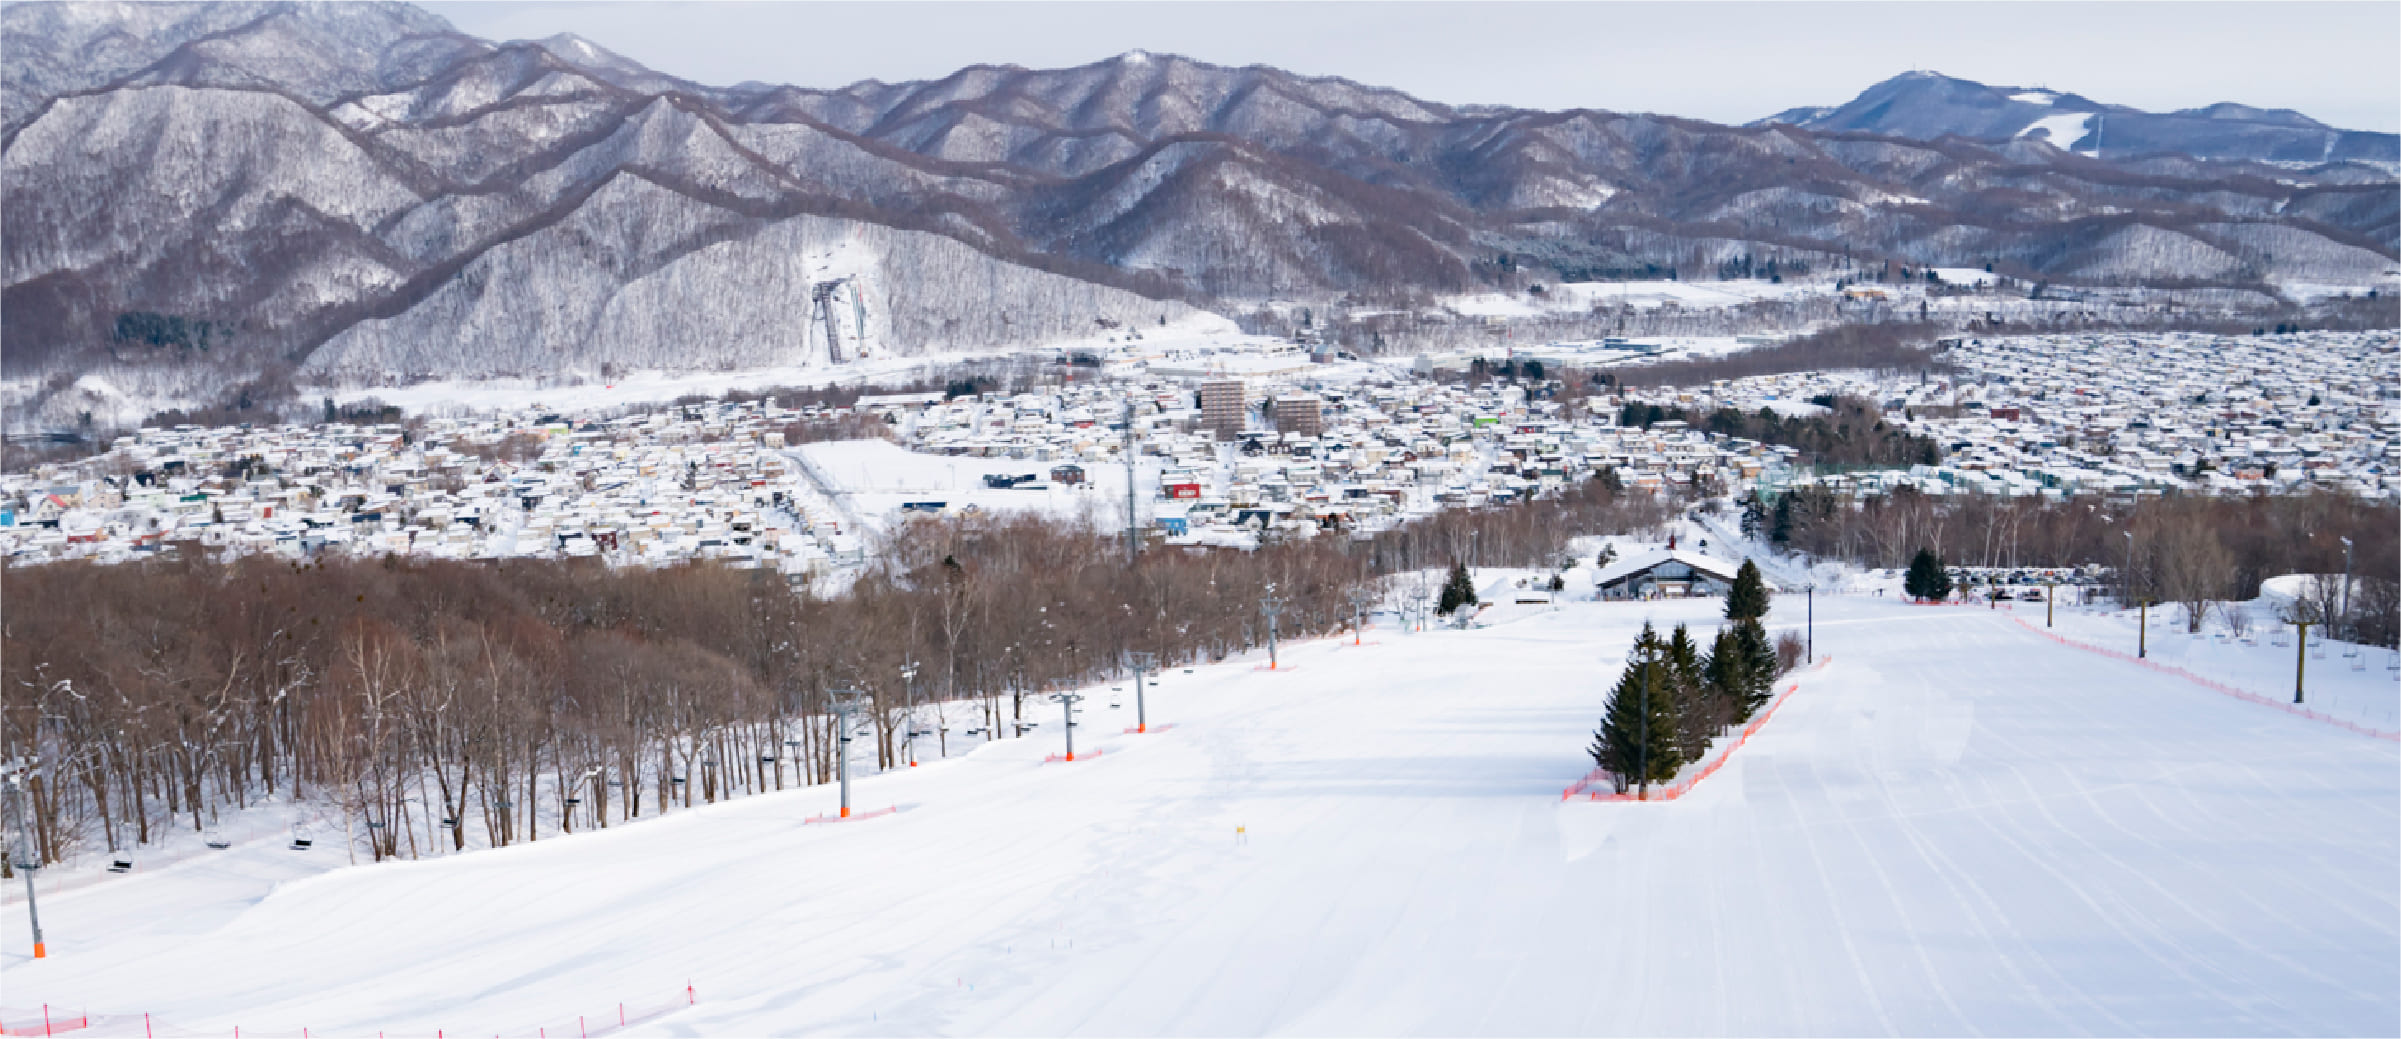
1443,280,1825,318
5,591,2394,1036
316,312,1246,418
794,438,1158,535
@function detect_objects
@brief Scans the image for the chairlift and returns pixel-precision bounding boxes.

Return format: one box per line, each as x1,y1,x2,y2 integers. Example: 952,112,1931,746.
440,817,459,828
965,727,986,736
562,797,581,807
365,819,386,829
289,837,313,851
670,776,687,785
760,755,778,764
205,829,231,850
109,858,134,874
1109,694,1122,709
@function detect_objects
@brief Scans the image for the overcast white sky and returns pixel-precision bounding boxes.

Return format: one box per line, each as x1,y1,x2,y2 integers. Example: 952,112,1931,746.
424,1,2401,132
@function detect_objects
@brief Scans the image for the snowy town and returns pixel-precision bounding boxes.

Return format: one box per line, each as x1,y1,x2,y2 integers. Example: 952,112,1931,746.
4,329,2395,572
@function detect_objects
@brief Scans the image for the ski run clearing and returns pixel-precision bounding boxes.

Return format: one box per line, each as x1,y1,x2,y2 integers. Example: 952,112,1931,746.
5,593,2396,1036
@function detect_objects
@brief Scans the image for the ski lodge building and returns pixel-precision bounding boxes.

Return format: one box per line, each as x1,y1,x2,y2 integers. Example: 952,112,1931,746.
1593,548,1743,600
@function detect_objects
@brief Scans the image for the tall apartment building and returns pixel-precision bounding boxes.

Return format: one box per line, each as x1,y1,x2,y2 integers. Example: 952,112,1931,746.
1272,394,1324,437
1201,380,1247,440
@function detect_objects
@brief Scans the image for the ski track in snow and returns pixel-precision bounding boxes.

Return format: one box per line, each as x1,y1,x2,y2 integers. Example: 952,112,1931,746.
4,597,2395,1036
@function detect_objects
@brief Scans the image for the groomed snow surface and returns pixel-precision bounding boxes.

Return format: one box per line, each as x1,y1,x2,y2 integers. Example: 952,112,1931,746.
5,594,2396,1036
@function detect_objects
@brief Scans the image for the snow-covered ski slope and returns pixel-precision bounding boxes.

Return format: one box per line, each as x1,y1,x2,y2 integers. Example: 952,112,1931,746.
7,596,2395,1036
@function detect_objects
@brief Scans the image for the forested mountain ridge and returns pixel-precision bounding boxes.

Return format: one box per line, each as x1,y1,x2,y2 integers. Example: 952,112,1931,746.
4,2,2394,424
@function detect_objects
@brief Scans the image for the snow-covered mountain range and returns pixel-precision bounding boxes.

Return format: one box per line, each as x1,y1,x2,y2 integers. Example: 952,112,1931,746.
3,2,2396,408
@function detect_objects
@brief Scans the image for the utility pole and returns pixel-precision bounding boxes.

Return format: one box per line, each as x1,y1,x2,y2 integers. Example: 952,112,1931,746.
1260,587,1286,670
830,688,869,818
4,760,44,959
1051,690,1085,760
1124,394,1141,567
1127,651,1156,733
900,663,920,767
1636,648,1651,801
2339,536,2355,641
2122,529,2136,610
2294,619,2311,704
2138,598,2148,659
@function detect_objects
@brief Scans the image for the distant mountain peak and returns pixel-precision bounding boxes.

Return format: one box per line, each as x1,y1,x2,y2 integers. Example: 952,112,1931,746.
1761,70,2393,166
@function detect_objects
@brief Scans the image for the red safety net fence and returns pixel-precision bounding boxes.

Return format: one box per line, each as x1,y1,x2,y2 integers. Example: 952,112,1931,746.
2,984,696,1038
2011,615,2401,742
0,1006,89,1036
1564,656,1834,802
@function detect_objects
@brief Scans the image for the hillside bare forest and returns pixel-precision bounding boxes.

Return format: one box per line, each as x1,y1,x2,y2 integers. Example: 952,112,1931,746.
1759,485,2400,644
0,477,1675,866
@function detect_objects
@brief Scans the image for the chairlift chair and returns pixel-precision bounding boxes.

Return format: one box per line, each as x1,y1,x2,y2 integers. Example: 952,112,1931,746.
109,858,134,873
562,797,581,807
204,829,231,850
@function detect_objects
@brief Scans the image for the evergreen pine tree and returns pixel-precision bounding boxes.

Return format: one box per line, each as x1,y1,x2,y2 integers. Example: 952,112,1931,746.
1436,560,1477,616
1731,618,1778,719
1770,494,1794,544
1903,548,1952,601
1590,623,1682,794
1724,558,1771,621
1703,626,1752,725
1665,623,1718,759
